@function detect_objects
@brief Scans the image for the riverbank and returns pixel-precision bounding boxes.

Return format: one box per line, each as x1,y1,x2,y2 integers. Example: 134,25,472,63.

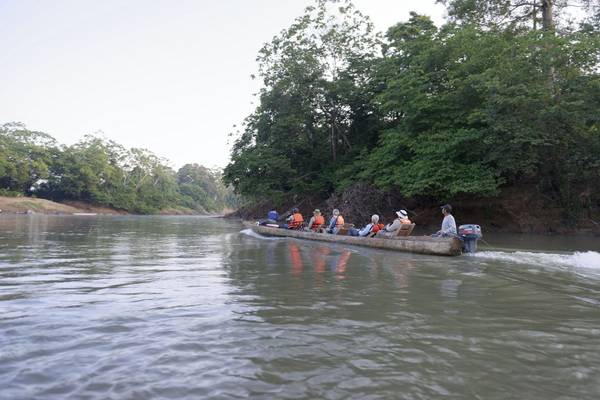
228,185,600,236
0,196,201,216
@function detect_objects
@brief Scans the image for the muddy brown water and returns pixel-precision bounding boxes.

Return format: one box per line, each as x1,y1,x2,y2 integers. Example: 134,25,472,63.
1,215,599,399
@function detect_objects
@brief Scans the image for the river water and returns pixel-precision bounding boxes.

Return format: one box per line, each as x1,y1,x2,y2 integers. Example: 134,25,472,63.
1,215,599,399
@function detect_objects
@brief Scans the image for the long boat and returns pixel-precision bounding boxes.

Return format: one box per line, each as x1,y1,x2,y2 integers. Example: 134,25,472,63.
243,221,463,256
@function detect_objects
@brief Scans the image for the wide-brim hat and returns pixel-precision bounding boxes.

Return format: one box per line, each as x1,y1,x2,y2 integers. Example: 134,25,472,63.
396,210,408,218
313,209,321,214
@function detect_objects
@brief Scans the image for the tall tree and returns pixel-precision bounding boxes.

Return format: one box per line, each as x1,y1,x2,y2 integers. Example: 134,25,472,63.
437,0,600,31
43,135,133,208
176,163,236,212
124,148,179,213
0,123,57,194
224,0,380,198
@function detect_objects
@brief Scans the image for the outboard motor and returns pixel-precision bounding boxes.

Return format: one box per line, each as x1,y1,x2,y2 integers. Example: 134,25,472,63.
458,224,482,253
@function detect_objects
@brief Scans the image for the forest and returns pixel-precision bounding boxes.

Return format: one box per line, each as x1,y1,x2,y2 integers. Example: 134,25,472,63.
0,122,238,214
224,0,600,230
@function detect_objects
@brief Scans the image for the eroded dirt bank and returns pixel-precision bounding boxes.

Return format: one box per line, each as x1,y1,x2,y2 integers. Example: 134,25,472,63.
228,185,600,236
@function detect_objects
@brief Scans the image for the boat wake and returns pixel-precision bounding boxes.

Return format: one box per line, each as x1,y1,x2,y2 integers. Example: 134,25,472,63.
239,228,284,240
472,250,600,270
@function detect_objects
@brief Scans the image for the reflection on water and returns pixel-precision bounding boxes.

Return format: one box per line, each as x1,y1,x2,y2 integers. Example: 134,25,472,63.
286,242,352,280
1,215,600,399
288,242,303,276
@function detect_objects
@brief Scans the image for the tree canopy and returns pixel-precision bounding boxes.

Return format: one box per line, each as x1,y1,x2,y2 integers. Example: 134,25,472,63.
224,0,382,200
224,0,600,219
0,123,238,214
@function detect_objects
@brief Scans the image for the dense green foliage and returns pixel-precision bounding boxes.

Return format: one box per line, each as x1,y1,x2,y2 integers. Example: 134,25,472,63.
0,124,57,196
0,123,237,213
224,0,600,216
225,0,382,200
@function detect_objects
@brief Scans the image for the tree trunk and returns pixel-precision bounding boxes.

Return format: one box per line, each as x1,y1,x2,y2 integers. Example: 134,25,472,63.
540,0,557,89
541,0,554,32
330,112,337,162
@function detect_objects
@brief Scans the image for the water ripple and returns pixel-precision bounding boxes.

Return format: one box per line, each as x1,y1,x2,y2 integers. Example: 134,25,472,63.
1,216,600,399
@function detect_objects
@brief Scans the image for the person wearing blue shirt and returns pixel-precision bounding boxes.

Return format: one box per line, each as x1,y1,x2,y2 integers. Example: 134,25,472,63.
267,210,279,222
259,209,279,226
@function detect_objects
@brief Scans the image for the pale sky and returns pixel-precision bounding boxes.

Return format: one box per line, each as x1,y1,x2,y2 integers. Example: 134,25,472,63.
0,0,445,169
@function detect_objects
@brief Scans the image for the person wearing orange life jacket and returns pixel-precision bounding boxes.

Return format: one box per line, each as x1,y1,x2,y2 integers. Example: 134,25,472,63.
286,207,304,230
306,209,325,231
371,221,385,234
326,208,345,234
349,214,381,237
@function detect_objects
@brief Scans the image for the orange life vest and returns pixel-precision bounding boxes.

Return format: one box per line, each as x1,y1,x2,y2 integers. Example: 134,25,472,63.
310,215,325,230
288,212,304,229
371,223,385,233
335,215,345,227
400,217,412,225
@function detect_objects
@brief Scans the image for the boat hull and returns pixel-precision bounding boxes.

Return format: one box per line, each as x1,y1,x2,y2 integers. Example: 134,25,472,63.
243,222,462,256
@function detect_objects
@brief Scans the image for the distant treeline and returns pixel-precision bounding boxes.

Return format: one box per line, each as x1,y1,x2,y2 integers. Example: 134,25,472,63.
224,0,600,220
0,123,239,214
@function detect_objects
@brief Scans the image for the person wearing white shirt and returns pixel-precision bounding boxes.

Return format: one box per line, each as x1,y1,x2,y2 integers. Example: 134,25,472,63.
433,204,457,237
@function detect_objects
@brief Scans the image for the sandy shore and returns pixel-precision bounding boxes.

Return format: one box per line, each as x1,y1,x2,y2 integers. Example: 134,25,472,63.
0,196,220,216
0,196,126,215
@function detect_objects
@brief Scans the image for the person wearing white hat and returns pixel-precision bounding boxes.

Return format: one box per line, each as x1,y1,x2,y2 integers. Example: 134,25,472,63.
306,209,325,231
396,210,411,224
376,209,412,237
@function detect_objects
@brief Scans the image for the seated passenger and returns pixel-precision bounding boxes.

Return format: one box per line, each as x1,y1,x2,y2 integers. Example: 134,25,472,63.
349,214,381,237
306,209,325,231
267,209,279,222
376,210,411,237
286,207,304,230
432,204,457,237
259,209,279,225
371,220,385,235
326,208,345,234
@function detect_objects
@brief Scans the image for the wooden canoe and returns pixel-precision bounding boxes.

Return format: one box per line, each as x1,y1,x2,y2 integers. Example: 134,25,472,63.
242,221,462,256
